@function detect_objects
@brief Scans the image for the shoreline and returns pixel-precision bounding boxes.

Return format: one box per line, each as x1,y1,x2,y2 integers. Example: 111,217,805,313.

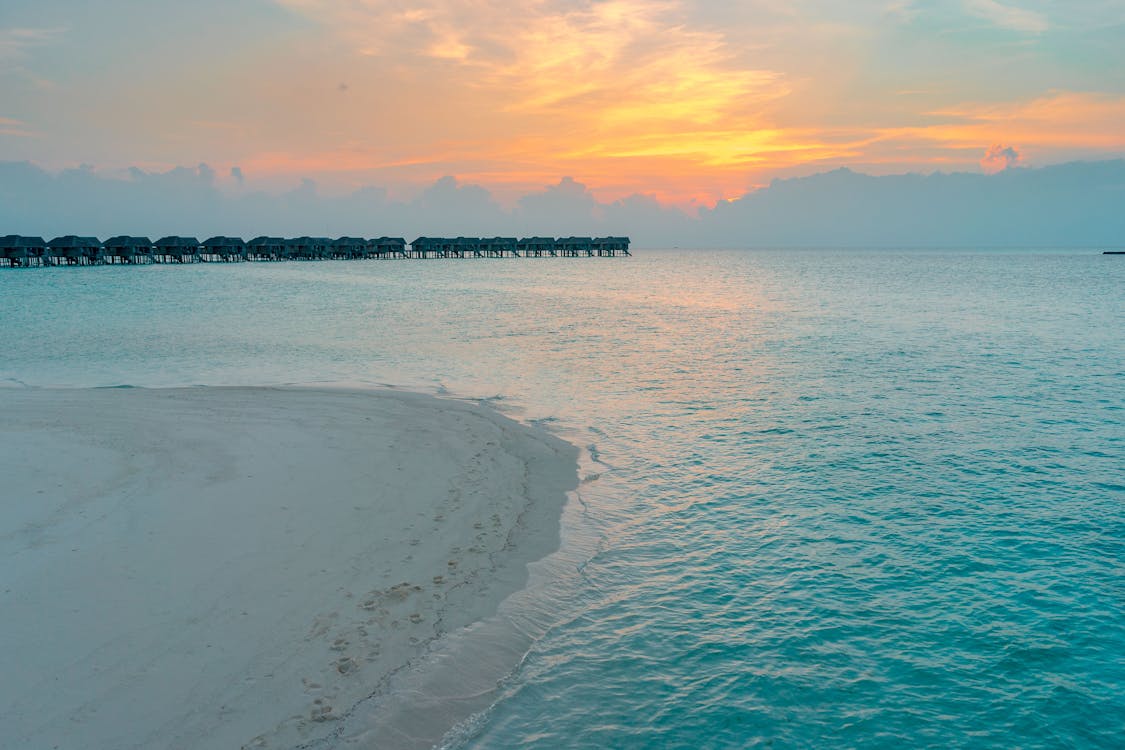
0,386,579,750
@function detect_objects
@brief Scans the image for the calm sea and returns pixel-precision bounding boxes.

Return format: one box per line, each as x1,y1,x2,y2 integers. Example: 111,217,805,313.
2,249,1123,748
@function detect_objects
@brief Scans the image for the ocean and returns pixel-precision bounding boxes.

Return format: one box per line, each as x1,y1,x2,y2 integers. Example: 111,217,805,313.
2,248,1122,748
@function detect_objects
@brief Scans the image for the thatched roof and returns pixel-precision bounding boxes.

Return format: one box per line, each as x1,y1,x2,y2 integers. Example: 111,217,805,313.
248,236,285,247
202,236,245,248
48,236,102,249
519,237,555,245
0,235,47,248
104,236,152,248
155,236,200,248
334,237,367,247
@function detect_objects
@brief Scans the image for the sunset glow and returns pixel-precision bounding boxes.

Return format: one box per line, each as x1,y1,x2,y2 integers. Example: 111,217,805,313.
2,0,1124,206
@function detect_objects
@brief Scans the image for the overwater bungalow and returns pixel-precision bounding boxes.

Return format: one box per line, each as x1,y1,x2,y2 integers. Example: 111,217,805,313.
593,236,631,256
368,237,407,258
517,237,555,257
154,236,200,263
47,236,102,265
201,236,246,262
283,237,304,260
247,236,286,260
0,235,48,266
286,236,333,260
556,237,594,257
451,237,482,258
1,232,630,267
409,237,441,258
480,237,518,257
334,237,368,260
101,236,151,264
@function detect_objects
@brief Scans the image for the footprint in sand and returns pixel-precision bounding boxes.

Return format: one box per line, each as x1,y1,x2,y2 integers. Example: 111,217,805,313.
307,614,337,638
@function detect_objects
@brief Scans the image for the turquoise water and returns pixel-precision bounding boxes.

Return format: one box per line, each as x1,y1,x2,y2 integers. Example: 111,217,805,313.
2,250,1123,748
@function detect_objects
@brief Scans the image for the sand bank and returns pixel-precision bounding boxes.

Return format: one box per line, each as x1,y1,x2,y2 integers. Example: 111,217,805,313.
0,386,578,749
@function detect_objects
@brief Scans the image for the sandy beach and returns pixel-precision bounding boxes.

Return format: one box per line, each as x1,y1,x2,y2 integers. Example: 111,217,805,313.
0,386,578,750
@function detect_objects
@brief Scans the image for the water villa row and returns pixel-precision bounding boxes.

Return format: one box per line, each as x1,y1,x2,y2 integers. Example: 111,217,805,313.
0,235,631,266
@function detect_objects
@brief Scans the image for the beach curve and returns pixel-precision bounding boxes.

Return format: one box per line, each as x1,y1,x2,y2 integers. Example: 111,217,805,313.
0,386,579,750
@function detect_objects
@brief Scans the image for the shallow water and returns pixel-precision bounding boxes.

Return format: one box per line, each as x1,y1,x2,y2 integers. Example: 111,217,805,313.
3,249,1123,748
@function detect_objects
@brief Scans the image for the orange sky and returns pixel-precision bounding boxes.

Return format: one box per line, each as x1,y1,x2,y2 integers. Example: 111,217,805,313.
3,0,1125,206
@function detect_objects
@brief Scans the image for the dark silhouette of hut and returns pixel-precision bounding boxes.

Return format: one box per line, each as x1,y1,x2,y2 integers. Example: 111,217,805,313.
480,237,517,257
285,237,308,260
557,237,594,257
0,236,48,266
593,236,631,256
2,231,629,268
334,237,368,259
451,237,482,258
247,236,286,260
409,237,441,258
517,237,555,257
368,237,407,258
154,236,200,263
286,237,332,260
102,236,153,264
47,236,102,265
201,237,246,262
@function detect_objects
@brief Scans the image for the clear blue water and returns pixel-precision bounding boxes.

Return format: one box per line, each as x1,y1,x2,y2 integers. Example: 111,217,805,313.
2,249,1123,748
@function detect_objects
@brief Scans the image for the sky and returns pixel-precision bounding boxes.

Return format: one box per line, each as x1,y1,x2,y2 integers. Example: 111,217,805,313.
2,0,1125,210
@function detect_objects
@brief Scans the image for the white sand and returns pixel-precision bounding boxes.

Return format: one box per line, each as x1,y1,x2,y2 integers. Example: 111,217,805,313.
0,387,578,750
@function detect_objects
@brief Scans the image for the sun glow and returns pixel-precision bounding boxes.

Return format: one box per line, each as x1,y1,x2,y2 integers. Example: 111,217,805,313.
131,0,1122,206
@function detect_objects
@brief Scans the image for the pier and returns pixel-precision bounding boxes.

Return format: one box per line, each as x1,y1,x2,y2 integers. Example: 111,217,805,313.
0,235,630,267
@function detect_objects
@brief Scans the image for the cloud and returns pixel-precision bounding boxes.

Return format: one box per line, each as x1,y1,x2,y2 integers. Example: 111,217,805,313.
980,143,1020,173
0,27,65,63
277,0,788,123
5,2,1122,210
964,0,1049,33
0,115,39,137
5,158,1125,247
269,0,795,198
0,161,688,244
871,92,1125,165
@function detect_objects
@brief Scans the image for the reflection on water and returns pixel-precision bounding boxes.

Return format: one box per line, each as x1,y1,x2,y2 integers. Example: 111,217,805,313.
3,249,1123,748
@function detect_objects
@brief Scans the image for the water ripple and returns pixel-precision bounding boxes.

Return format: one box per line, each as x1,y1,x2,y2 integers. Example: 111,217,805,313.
2,249,1123,748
